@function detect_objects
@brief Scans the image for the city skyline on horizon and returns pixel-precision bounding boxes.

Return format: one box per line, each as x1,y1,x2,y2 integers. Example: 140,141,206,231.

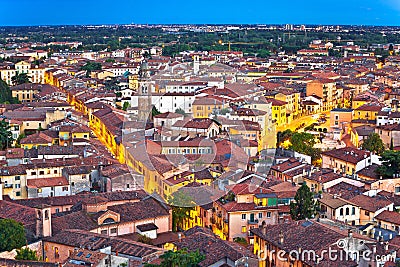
2,0,400,27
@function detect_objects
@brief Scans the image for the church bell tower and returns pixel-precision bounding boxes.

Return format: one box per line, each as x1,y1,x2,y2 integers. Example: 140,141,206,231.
137,61,152,122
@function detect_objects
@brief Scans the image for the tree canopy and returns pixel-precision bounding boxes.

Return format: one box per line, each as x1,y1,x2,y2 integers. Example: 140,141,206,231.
0,79,19,104
168,191,195,232
361,133,385,155
145,249,205,267
0,219,26,252
175,108,186,116
376,150,400,179
288,132,321,162
11,73,30,85
290,183,316,220
80,62,102,77
0,120,14,150
15,247,39,261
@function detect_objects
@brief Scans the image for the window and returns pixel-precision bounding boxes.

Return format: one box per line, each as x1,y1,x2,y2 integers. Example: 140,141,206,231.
62,187,68,191
39,171,44,175
16,192,21,196
365,211,370,216
241,214,246,220
15,176,20,181
352,207,356,215
101,230,107,235
241,226,247,233
31,172,36,176
258,212,263,219
15,184,21,189
54,170,58,174
345,208,349,216
38,188,42,193
110,228,117,234
339,208,343,216
55,208,60,213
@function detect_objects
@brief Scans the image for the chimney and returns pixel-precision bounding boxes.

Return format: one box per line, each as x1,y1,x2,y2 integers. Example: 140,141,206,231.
348,229,353,238
262,226,267,236
384,242,389,251
278,230,284,245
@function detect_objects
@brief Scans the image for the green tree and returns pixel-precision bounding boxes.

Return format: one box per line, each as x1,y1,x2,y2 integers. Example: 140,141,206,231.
145,249,205,267
15,247,39,261
0,120,13,149
175,108,186,116
122,101,130,111
288,132,321,162
152,106,161,117
376,150,400,179
277,129,293,147
168,191,195,232
290,183,316,220
11,73,30,85
0,219,26,252
0,79,19,104
361,133,385,155
80,62,102,77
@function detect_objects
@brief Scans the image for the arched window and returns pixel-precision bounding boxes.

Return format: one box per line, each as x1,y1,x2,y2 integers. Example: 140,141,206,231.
339,208,343,216
345,208,350,216
103,218,116,225
352,207,356,215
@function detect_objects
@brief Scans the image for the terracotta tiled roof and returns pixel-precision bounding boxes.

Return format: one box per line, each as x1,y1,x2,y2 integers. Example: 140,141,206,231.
322,147,371,165
306,169,341,184
108,197,170,223
12,190,147,209
326,182,365,200
175,227,256,267
0,258,58,267
43,229,163,259
375,210,400,225
350,195,393,212
27,177,69,188
52,211,98,235
356,164,380,180
251,220,369,267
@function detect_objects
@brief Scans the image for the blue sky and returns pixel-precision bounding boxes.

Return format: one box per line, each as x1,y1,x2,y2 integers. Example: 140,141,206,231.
1,0,400,26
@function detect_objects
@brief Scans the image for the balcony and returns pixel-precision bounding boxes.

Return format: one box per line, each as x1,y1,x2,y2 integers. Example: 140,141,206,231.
3,184,13,189
248,219,259,225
